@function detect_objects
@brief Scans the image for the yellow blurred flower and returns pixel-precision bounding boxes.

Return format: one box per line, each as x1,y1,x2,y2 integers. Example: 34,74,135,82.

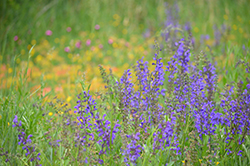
67,96,72,102
233,24,237,30
113,21,120,27
0,115,1,119
48,112,53,116
223,14,228,20
139,46,144,52
78,59,83,64
21,49,25,55
216,162,219,165
205,39,214,46
123,63,129,69
94,47,100,53
85,50,90,56
194,27,199,33
30,48,35,56
128,54,134,60
72,56,78,62
229,34,235,40
86,56,92,62
43,39,50,46
31,39,36,45
8,68,13,74
8,122,10,126
36,55,43,62
205,46,210,52
239,28,243,33
113,14,120,20
122,29,127,35
44,73,53,80
68,53,73,59
27,44,32,50
16,58,21,64
28,61,34,68
112,43,118,48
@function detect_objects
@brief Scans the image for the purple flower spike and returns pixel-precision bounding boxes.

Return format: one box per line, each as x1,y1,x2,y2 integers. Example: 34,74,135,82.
13,115,21,127
13,115,41,164
98,159,104,164
37,153,41,160
247,84,250,89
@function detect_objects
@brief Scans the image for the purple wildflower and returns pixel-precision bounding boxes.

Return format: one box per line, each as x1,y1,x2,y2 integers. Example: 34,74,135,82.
86,39,91,46
75,41,81,49
14,36,18,41
108,39,113,44
64,47,70,52
99,44,103,49
45,30,52,36
12,115,41,164
66,27,72,32
95,24,100,30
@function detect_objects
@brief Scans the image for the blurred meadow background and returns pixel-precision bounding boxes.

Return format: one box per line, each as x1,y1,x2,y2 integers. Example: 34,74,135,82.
1,0,249,101
1,0,250,165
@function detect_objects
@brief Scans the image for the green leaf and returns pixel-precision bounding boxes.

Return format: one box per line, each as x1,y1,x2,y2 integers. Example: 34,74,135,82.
242,144,250,162
167,161,175,166
87,84,91,91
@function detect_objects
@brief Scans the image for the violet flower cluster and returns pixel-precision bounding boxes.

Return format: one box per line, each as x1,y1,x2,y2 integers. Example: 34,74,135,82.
74,90,120,164
12,115,41,165
123,132,143,166
94,113,120,156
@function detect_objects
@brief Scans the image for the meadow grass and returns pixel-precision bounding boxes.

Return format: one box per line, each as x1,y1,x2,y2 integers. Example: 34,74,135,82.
0,0,250,165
